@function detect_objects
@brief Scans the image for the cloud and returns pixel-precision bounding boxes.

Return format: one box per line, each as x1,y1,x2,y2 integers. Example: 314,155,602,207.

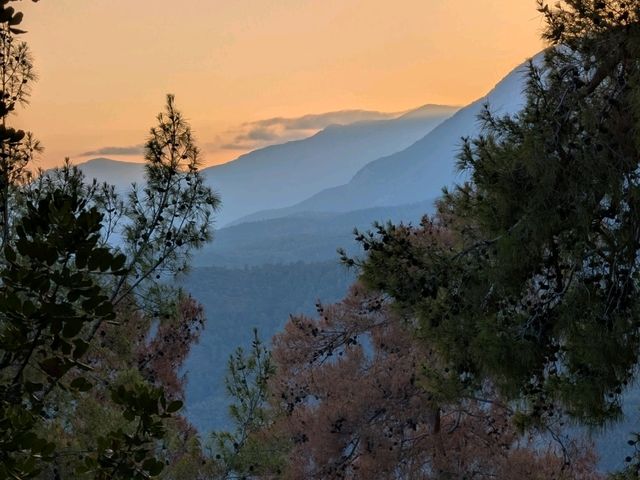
252,110,401,131
214,109,402,151
216,129,307,151
79,144,144,157
244,126,281,142
81,109,407,158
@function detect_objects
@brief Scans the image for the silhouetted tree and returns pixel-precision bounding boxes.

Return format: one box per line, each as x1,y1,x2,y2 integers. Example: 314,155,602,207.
19,95,219,478
0,0,41,248
0,183,180,479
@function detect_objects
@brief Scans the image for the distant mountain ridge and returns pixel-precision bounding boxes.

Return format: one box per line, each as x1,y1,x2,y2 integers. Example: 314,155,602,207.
236,56,538,224
192,200,436,267
75,157,146,190
202,104,455,225
75,103,457,226
72,53,637,472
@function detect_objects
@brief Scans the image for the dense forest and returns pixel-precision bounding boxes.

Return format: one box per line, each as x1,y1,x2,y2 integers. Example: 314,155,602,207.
1,0,640,479
180,262,355,433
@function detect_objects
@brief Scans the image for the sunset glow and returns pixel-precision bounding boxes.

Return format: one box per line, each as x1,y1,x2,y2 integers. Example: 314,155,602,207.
15,1,544,168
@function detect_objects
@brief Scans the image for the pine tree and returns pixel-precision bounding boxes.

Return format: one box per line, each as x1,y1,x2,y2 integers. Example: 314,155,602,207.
345,0,640,470
0,0,41,248
0,4,221,478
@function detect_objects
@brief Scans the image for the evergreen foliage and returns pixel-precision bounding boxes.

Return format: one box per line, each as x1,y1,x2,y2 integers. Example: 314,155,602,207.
341,0,640,472
0,3,221,478
5,0,640,477
210,329,288,479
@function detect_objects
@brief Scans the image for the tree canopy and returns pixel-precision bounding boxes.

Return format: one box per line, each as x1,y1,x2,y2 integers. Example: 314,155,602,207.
339,0,640,473
0,3,222,478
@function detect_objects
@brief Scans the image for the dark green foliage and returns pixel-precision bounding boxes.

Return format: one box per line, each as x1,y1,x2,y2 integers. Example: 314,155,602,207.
0,1,39,36
3,189,122,362
221,330,273,441
0,5,219,477
0,187,125,479
122,94,220,298
78,384,179,480
448,0,640,424
0,92,219,478
344,0,640,471
0,179,208,479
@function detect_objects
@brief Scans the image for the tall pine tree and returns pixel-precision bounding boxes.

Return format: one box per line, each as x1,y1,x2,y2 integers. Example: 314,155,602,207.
347,0,640,465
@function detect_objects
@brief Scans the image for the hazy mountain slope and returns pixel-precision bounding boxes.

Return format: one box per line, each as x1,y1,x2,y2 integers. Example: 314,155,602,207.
76,157,146,189
180,262,355,432
193,200,436,267
75,105,456,225
237,57,536,224
201,104,457,225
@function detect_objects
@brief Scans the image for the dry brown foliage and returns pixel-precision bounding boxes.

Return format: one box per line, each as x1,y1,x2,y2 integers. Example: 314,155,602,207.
268,284,603,480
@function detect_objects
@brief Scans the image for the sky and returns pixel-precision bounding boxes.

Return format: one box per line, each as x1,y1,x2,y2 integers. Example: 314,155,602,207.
14,0,544,169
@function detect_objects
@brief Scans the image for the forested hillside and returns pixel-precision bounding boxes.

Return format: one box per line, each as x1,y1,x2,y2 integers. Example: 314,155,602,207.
179,262,355,432
192,201,435,267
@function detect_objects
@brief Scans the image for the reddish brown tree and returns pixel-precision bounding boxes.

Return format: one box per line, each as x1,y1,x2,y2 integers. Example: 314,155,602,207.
268,284,603,480
135,294,206,398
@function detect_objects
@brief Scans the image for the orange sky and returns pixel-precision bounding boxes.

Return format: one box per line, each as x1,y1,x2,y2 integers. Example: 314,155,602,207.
14,1,544,169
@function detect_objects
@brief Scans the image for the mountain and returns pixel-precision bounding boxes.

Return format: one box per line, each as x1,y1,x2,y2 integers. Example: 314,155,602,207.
178,60,530,433
75,104,457,226
74,53,636,472
236,56,537,224
76,157,146,190
180,261,355,432
202,104,456,225
193,200,436,267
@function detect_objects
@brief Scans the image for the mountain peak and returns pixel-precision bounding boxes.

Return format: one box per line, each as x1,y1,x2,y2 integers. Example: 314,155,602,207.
78,157,143,168
399,104,461,120
74,157,146,190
